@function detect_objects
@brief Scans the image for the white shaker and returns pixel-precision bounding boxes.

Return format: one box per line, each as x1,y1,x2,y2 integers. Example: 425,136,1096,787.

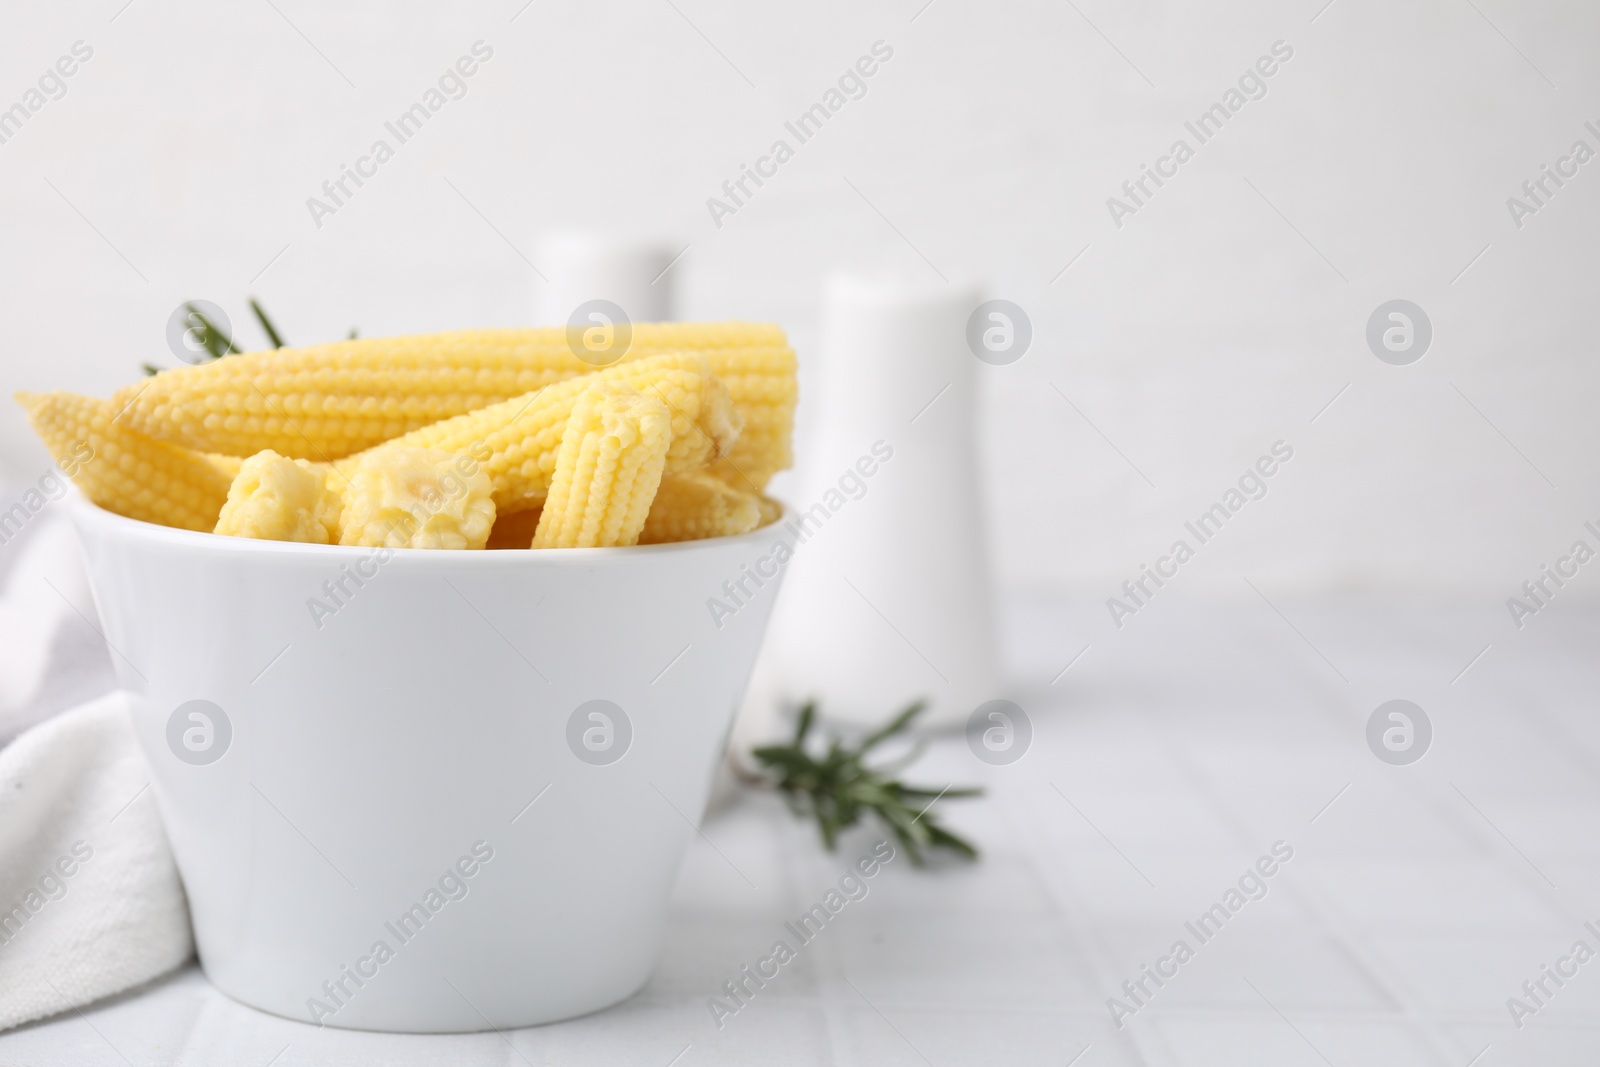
763,273,1000,730
532,232,676,326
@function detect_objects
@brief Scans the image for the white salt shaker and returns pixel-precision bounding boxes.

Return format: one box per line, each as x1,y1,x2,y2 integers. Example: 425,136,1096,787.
531,232,676,326
762,273,1000,730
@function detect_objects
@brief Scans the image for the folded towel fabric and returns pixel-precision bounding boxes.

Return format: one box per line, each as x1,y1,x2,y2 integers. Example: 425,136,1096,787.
0,513,118,747
0,691,193,1032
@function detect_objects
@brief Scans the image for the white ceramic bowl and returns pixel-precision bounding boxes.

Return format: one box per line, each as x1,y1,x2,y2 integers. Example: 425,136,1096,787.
69,497,788,1032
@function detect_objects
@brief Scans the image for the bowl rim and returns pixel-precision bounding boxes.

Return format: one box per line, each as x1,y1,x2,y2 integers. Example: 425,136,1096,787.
68,492,792,565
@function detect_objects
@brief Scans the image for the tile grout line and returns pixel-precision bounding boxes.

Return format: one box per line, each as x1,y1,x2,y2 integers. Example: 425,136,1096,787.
1117,616,1470,1065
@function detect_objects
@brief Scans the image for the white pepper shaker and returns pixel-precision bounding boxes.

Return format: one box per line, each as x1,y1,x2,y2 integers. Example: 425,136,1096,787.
762,272,1000,729
532,232,675,326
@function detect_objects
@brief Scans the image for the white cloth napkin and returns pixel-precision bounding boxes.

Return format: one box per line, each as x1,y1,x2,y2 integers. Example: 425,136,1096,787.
0,688,193,1031
0,512,118,748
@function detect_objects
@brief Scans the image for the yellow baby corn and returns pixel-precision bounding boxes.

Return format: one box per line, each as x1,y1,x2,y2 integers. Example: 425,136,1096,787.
532,383,671,549
345,354,739,514
209,454,244,480
696,347,797,490
112,323,787,461
214,450,341,544
339,446,496,550
15,391,237,532
606,322,786,349
705,432,788,495
639,471,762,544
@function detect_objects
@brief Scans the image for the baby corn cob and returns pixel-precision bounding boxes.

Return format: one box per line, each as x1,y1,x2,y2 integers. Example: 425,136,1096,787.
344,354,739,514
532,383,671,549
112,323,787,461
639,471,762,544
705,434,787,495
15,391,237,532
338,446,496,550
214,450,342,543
636,470,761,547
697,347,797,490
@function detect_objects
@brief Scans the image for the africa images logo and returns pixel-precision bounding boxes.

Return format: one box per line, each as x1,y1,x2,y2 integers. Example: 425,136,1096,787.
567,700,632,766
166,700,232,766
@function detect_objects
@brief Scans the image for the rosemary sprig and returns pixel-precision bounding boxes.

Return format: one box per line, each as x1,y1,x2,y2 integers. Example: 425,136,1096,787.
145,302,239,375
144,297,302,375
250,297,286,349
187,303,242,360
751,701,982,866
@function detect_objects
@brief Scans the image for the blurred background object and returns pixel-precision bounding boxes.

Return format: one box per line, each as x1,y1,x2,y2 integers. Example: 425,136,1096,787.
761,272,999,729
530,231,677,326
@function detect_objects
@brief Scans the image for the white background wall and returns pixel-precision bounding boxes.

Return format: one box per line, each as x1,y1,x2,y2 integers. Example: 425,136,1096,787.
1,0,1596,598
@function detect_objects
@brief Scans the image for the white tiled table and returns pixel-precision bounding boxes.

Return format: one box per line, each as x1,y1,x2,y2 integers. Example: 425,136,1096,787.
4,593,1596,1066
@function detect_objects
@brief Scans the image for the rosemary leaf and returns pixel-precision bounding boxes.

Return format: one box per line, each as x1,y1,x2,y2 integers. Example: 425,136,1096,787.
183,303,239,360
249,297,286,349
751,700,982,867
